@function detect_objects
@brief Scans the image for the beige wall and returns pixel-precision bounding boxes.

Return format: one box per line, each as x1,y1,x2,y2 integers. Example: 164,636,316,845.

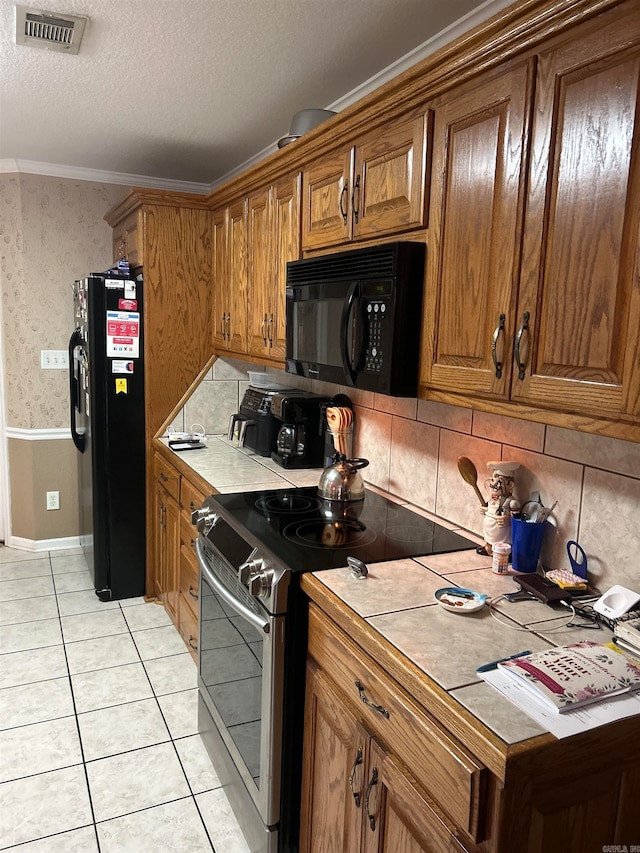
0,173,128,543
8,438,79,540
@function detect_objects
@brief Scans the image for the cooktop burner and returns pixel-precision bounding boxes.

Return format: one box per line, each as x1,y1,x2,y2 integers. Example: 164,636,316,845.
208,486,475,573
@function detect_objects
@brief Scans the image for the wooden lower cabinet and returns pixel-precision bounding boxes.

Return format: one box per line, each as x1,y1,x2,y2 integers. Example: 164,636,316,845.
301,661,468,853
153,478,179,621
153,448,206,656
302,595,640,853
301,604,484,852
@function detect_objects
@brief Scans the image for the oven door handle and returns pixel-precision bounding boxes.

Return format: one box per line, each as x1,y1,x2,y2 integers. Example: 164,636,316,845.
195,539,271,634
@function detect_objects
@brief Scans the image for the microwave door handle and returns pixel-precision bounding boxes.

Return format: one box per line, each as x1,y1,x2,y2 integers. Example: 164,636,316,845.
340,281,359,385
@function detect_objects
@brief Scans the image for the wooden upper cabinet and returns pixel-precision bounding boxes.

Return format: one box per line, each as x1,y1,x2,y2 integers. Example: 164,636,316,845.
512,9,640,421
212,200,248,355
301,112,428,251
212,208,228,352
420,61,533,398
112,208,142,268
247,174,301,362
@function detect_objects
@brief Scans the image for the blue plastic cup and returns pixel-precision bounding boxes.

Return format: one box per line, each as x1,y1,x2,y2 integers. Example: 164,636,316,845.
511,517,547,573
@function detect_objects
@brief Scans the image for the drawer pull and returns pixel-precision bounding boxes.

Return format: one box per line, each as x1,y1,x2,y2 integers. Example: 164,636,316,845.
364,767,378,831
188,636,198,651
160,471,168,482
189,585,199,600
349,747,363,807
355,680,389,718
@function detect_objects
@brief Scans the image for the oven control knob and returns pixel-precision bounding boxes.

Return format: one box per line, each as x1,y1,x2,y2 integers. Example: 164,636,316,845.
238,549,264,585
191,507,219,535
248,568,273,599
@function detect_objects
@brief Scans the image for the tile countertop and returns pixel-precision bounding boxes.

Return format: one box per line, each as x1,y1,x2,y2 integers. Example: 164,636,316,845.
157,434,614,748
309,555,614,746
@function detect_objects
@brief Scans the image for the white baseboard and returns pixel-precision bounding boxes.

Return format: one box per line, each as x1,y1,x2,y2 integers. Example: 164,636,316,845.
6,535,81,552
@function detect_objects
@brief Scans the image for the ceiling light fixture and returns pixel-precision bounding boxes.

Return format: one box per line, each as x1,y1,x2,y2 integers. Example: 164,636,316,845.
15,5,87,54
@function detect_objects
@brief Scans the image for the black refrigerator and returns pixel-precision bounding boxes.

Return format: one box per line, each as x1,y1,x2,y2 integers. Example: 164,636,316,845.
69,271,146,601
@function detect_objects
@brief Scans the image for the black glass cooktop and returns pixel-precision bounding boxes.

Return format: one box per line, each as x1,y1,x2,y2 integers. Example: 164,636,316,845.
207,486,475,573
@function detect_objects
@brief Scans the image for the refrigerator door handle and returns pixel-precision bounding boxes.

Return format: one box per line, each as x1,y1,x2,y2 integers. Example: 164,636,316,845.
69,327,86,453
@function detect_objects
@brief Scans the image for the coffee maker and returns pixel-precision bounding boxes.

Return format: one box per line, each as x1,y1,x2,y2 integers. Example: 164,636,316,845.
270,392,329,468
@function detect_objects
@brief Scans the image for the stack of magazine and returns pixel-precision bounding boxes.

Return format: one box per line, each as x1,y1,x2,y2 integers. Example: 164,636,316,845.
496,641,640,713
614,617,640,659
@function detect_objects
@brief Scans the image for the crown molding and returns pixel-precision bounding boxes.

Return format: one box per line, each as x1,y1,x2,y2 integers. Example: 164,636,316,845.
209,0,513,191
0,159,209,194
3,0,515,194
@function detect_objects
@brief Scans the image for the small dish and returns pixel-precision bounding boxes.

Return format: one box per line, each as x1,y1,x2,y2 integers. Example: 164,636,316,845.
434,586,487,614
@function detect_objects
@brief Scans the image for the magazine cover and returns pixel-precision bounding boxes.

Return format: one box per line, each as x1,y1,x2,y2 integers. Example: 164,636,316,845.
497,641,640,713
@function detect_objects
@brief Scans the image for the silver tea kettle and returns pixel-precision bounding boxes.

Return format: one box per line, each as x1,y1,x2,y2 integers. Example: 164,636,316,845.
318,457,369,502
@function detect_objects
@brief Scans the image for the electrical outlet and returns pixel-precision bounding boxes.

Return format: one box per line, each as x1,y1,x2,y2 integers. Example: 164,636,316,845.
41,350,69,370
46,491,60,511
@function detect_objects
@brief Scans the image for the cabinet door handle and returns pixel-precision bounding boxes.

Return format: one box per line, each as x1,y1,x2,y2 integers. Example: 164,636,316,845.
226,313,231,340
514,311,530,380
159,471,168,482
364,767,378,831
352,174,361,224
190,501,198,513
188,585,199,600
355,680,389,718
339,183,349,225
491,313,505,379
268,314,273,346
220,313,226,339
261,314,267,345
349,747,363,807
188,636,198,651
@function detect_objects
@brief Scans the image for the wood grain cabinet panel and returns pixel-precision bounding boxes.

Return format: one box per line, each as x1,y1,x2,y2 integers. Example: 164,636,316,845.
247,174,301,362
512,11,640,421
112,209,142,268
420,61,533,399
421,5,640,428
301,112,428,251
301,605,488,853
212,199,248,355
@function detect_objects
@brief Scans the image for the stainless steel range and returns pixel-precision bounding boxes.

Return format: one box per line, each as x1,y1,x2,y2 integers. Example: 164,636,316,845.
193,486,475,853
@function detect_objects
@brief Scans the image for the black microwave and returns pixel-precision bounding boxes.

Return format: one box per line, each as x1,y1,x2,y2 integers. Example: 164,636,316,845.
285,242,425,397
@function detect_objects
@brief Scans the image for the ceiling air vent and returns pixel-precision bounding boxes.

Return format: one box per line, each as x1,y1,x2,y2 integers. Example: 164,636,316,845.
15,5,87,54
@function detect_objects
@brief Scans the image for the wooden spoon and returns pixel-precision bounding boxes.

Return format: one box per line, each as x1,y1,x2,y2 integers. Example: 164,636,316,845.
457,456,487,507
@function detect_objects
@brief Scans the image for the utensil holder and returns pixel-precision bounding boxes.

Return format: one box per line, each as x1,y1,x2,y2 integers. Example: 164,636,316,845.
511,517,548,573
328,425,353,462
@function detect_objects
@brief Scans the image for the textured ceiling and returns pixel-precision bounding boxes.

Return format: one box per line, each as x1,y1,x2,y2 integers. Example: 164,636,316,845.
0,0,509,187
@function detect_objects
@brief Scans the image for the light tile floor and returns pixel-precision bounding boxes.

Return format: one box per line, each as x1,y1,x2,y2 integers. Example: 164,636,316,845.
0,545,250,852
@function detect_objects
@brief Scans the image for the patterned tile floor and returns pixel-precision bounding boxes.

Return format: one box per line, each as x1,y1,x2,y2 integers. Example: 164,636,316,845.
0,545,250,852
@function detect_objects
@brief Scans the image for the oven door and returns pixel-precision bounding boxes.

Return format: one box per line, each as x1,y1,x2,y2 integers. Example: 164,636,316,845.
196,539,284,828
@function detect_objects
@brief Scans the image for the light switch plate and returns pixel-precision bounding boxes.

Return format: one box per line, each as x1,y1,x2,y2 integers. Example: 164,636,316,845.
41,350,68,369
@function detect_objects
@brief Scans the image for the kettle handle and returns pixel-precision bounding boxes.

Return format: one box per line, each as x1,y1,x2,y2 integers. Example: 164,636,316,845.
346,458,369,470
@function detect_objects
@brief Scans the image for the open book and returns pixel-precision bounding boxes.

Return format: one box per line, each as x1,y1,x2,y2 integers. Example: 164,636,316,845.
497,641,640,713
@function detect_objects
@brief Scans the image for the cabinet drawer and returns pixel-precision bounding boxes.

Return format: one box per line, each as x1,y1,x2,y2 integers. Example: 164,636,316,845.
178,593,198,660
154,452,180,502
181,477,207,516
307,603,487,842
179,543,199,617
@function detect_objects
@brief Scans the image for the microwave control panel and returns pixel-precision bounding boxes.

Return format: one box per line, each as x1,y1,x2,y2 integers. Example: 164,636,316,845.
364,299,389,373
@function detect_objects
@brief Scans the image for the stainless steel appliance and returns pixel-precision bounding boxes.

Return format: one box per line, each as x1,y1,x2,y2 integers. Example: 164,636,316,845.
69,272,145,601
193,486,476,853
270,392,329,469
285,242,425,396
